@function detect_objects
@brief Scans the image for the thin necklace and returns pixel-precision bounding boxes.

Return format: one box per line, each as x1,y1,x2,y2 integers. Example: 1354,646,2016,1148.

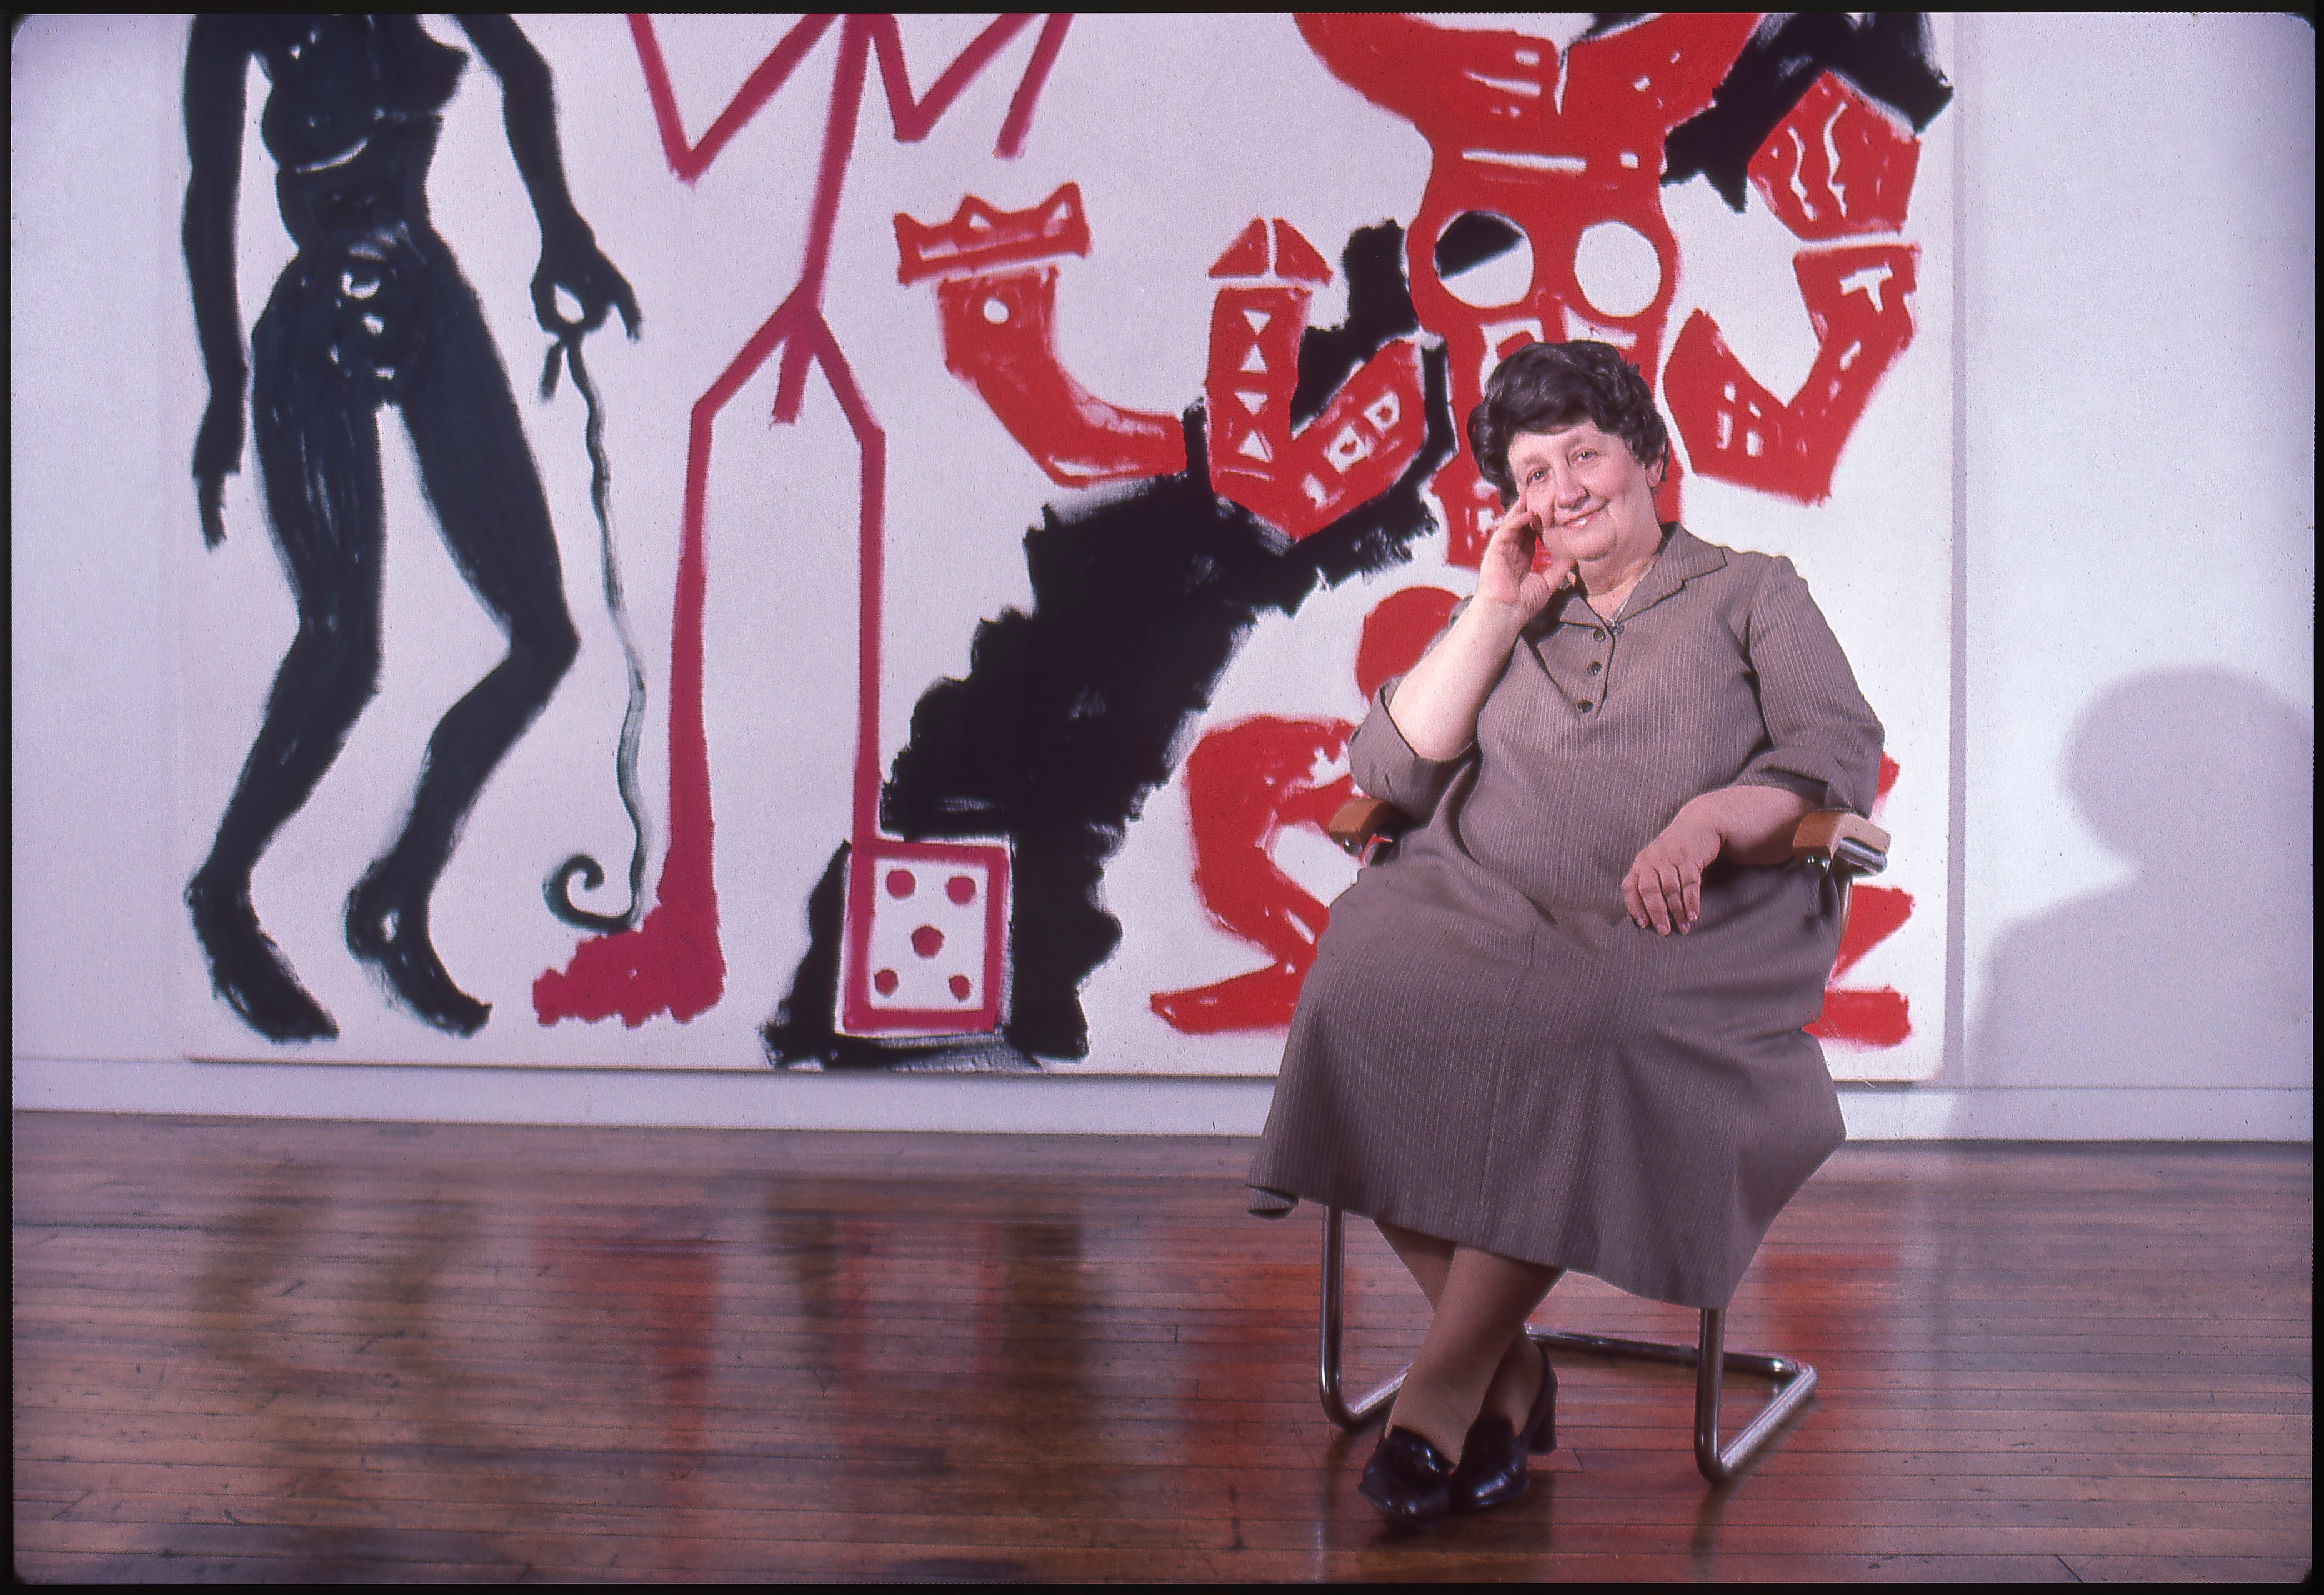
1600,536,1665,621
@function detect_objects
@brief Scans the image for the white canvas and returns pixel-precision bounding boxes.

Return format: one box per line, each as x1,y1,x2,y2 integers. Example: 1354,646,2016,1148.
161,14,1955,1078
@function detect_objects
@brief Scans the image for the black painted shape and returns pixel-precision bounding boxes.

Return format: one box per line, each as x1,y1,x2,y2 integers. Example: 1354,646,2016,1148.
764,224,1455,1070
1580,14,1650,42
1665,12,1955,212
181,16,637,1042
1430,211,1527,286
541,331,651,934
1290,222,1422,430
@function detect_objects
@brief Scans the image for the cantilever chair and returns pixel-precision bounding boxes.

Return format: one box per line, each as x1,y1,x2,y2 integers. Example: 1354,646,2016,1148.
1317,797,1891,1483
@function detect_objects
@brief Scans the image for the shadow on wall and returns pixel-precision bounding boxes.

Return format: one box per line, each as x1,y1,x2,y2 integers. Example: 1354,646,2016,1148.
1965,669,2313,1099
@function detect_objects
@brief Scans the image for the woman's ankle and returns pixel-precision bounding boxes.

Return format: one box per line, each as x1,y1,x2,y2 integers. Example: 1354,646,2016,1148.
1482,1338,1545,1427
1385,1392,1471,1466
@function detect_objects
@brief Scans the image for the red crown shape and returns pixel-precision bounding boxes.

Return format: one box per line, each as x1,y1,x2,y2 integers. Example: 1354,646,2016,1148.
895,182,1092,286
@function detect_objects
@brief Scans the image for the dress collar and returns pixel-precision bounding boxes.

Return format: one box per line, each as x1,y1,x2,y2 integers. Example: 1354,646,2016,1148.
1544,524,1727,628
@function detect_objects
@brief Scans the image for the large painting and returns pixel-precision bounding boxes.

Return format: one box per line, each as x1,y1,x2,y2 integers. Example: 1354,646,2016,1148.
172,13,1955,1079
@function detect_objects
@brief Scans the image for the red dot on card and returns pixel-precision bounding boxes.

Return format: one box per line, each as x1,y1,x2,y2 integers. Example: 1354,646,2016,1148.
911,926,944,958
946,875,978,904
873,968,899,996
885,869,914,898
949,974,972,1001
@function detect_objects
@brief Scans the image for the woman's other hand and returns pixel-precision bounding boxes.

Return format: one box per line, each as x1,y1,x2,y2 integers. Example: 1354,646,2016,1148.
1622,786,1816,933
1622,810,1721,935
1475,500,1577,624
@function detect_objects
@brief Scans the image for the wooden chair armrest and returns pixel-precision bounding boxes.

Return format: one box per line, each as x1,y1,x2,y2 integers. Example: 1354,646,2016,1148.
1791,809,1890,875
1327,796,1412,859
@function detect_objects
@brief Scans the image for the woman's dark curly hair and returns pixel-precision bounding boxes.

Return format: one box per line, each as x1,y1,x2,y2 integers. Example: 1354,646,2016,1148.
1466,340,1671,505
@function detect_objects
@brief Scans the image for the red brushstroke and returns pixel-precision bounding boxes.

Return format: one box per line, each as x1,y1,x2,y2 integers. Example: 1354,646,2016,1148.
1354,586,1460,702
1810,751,1912,1047
895,184,1090,286
1297,12,1757,564
1149,718,1352,1033
1748,71,1919,241
536,14,1069,1027
904,185,1185,487
1663,242,1920,505
1809,984,1910,1048
1153,588,1455,1034
1203,219,1427,540
1209,219,1269,279
1270,219,1333,285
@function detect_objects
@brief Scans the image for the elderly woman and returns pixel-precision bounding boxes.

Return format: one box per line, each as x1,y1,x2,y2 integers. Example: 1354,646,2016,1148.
1247,341,1882,1528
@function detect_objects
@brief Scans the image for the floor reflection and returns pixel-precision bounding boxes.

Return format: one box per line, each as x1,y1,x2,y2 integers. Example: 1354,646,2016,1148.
191,1163,509,1573
761,1177,1095,1579
531,1201,722,1571
17,1122,2303,1579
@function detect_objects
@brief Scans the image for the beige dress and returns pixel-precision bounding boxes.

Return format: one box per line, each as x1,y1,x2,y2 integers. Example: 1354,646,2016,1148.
1247,526,1882,1308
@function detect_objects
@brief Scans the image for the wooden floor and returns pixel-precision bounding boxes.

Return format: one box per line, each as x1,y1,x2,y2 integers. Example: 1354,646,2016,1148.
11,1114,2312,1584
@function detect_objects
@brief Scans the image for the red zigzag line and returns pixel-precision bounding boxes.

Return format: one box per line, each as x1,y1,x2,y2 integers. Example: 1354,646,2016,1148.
629,12,1072,182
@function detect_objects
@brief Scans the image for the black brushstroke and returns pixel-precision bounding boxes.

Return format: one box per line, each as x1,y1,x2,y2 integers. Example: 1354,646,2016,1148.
765,222,1454,1069
182,15,639,1041
1665,12,1955,211
540,329,650,934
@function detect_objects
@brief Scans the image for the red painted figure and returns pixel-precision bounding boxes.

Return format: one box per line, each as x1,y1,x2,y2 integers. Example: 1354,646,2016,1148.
1297,14,1933,551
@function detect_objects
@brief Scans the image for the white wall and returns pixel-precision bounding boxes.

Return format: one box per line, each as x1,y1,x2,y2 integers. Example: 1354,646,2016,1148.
12,14,2312,1136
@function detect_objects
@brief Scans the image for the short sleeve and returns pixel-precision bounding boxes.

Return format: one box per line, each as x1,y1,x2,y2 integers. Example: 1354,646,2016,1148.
1735,557,1884,815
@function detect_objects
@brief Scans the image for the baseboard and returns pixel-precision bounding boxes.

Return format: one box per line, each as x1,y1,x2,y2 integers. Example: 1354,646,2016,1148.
1835,1084,2312,1141
11,1056,2312,1141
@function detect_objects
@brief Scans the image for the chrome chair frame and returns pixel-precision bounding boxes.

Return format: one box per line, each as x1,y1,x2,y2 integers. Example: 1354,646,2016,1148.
1319,1204,1818,1483
1310,802,1886,1484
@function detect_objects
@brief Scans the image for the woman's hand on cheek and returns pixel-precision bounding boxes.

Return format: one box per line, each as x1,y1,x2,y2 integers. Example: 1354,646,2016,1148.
1477,501,1576,621
1622,813,1723,935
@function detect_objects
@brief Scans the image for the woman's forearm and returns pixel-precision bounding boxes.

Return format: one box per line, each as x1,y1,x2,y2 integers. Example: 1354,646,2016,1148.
1680,784,1815,868
1383,599,1530,761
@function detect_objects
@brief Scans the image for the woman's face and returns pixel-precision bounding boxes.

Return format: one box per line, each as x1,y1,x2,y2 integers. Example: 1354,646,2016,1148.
1505,421,1662,567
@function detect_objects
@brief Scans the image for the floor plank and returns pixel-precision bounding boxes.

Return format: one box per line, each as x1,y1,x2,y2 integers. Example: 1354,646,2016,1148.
12,1113,2312,1583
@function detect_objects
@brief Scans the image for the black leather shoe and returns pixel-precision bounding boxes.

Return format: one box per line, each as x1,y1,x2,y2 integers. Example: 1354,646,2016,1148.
1357,1426,1456,1529
1448,1345,1557,1514
1447,1414,1526,1512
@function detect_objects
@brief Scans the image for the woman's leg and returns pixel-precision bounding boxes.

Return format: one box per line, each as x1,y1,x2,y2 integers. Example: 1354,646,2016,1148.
349,256,579,1034
187,275,388,1042
1384,1241,1561,1461
1376,1218,1454,1304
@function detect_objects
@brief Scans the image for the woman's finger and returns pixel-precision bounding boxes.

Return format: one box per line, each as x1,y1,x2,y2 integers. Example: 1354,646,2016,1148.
1487,502,1537,558
1662,863,1690,935
1622,870,1648,929
1643,866,1673,934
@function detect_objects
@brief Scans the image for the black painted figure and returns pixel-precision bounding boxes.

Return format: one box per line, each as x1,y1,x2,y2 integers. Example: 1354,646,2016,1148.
183,15,640,1041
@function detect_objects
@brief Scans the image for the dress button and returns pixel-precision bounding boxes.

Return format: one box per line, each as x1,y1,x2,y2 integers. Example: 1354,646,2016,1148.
1576,699,1593,712
1591,628,1605,641
1586,661,1602,676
